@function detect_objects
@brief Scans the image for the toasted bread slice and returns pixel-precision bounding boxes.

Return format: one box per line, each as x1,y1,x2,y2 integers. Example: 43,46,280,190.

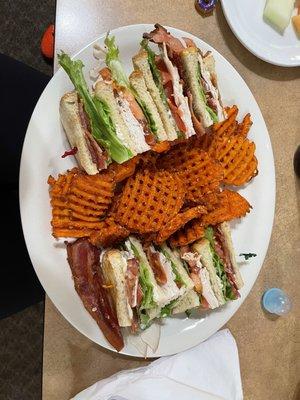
101,249,133,327
219,222,244,290
129,70,168,141
172,290,200,314
181,47,213,128
59,92,99,175
133,50,178,140
192,239,226,306
94,81,138,155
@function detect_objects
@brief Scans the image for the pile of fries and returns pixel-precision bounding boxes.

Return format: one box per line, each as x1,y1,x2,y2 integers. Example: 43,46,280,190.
48,106,257,248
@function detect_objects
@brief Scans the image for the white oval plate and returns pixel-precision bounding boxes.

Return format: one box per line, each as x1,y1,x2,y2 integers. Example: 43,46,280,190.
221,0,300,67
19,24,275,357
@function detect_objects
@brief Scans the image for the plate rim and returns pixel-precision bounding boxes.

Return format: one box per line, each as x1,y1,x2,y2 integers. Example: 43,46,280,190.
220,0,300,67
19,23,276,357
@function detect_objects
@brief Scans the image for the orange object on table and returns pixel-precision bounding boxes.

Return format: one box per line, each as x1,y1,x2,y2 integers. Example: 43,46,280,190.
41,24,55,59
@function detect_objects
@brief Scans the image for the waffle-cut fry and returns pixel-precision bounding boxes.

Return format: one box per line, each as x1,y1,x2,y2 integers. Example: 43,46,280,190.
52,218,105,230
158,146,224,202
212,108,253,141
71,174,115,204
192,133,213,151
169,218,205,247
48,168,79,197
202,189,251,226
209,134,258,186
89,218,129,247
137,151,159,168
48,168,117,239
52,228,93,238
155,205,206,244
236,113,253,137
224,120,238,137
68,195,108,212
107,157,138,183
214,109,238,137
151,140,171,153
213,105,238,132
115,169,185,233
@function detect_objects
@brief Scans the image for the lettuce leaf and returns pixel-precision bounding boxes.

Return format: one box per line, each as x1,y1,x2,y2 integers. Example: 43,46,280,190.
129,242,156,311
58,52,132,163
135,97,158,135
204,227,236,300
160,298,178,318
104,35,130,88
140,39,169,108
206,106,218,123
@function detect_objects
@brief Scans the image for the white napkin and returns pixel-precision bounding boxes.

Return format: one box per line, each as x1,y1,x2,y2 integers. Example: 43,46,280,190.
72,329,243,400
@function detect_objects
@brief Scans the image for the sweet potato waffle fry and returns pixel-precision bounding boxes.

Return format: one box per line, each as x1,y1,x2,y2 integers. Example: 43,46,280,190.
107,157,138,183
158,145,224,202
115,169,185,233
202,189,251,226
213,105,238,137
155,205,207,244
169,218,205,247
48,168,115,238
48,106,257,247
235,113,253,137
89,217,129,247
209,134,258,186
212,106,253,139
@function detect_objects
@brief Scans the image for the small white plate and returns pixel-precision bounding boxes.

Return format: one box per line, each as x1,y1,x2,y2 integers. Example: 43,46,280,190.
221,0,300,67
19,24,275,357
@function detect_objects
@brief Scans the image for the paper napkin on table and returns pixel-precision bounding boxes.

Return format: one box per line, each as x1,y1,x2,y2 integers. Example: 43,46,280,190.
72,329,243,400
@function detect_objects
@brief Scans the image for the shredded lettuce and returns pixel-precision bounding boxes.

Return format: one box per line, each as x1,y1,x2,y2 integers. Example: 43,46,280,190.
140,39,169,108
58,52,132,163
204,227,236,301
104,34,130,88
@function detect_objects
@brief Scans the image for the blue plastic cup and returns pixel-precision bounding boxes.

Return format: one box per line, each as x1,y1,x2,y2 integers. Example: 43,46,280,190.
262,288,292,316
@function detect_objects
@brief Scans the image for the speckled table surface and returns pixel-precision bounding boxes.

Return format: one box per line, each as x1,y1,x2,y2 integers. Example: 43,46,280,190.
44,1,300,399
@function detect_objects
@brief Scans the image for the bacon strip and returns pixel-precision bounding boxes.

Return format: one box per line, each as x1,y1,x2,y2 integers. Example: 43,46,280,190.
66,238,124,351
155,57,187,133
147,248,167,285
187,92,205,136
125,258,139,308
84,131,108,170
143,23,187,58
78,100,108,170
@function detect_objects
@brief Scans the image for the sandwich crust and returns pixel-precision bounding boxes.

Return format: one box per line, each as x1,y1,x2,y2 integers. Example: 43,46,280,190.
60,92,99,175
181,47,213,128
102,250,133,327
219,222,244,289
